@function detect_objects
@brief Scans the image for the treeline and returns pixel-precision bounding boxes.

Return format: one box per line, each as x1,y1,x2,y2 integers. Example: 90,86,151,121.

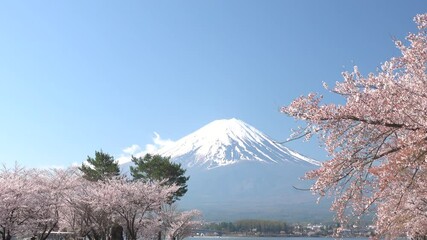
205,219,292,234
0,151,197,240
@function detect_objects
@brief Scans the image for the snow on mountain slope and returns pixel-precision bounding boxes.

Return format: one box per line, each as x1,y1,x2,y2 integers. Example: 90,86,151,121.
119,118,328,221
155,118,320,169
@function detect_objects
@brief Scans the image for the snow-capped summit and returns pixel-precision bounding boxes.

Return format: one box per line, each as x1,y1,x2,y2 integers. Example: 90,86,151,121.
155,118,319,169
119,118,328,221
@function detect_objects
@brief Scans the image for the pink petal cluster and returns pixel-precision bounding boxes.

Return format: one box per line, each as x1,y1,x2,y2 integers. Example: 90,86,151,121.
0,166,200,240
282,13,427,239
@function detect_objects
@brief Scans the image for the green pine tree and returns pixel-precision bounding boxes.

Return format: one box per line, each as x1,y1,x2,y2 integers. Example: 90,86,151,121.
130,154,189,203
79,150,120,181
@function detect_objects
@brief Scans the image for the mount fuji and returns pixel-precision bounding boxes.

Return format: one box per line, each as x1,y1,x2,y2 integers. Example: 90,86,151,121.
155,118,320,169
121,118,332,222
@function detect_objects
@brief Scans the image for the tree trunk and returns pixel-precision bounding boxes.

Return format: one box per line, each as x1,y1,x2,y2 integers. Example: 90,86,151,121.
110,224,123,240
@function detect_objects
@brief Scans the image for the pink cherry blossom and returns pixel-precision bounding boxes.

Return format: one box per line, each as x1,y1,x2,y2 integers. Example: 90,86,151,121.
282,13,427,239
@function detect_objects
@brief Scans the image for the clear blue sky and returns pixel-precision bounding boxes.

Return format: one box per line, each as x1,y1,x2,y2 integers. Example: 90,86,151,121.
0,1,425,168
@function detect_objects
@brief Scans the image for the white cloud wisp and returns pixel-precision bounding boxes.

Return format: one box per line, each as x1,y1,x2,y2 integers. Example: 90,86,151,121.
117,132,175,164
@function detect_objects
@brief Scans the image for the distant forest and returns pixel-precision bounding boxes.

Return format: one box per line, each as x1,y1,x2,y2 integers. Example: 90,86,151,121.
204,219,292,234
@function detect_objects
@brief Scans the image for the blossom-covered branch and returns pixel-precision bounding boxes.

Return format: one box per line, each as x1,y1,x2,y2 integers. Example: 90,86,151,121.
281,13,427,239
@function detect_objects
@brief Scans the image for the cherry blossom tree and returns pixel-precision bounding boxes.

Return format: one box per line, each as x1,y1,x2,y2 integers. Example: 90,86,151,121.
0,163,198,240
160,205,201,240
92,178,179,240
0,166,84,240
56,169,85,237
60,172,112,240
0,165,34,240
28,168,78,240
67,150,121,240
281,14,427,239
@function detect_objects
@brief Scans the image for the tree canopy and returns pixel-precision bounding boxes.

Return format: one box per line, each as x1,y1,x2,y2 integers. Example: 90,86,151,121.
281,14,427,239
130,154,189,203
0,165,199,240
79,150,120,182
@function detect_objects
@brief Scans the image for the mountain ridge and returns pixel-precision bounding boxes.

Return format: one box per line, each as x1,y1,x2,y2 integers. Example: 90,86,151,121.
154,118,320,169
120,118,330,222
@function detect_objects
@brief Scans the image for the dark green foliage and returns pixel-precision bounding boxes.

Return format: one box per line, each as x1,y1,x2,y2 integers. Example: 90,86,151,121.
130,154,189,202
79,150,120,182
207,222,236,233
234,219,290,233
205,220,290,234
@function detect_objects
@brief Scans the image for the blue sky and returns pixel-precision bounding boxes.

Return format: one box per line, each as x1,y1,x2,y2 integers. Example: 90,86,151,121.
0,1,425,168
